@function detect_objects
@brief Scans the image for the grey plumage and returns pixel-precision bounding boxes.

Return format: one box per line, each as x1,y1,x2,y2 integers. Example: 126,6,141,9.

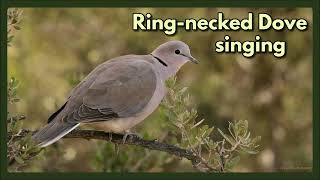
32,41,198,147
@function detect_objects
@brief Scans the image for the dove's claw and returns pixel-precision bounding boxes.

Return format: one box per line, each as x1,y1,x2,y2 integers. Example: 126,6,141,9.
122,132,139,144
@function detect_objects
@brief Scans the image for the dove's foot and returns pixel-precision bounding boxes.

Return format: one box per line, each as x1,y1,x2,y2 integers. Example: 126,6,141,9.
122,131,139,144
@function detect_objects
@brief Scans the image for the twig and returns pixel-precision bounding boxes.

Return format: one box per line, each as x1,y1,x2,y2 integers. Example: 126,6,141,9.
218,139,226,172
7,115,26,123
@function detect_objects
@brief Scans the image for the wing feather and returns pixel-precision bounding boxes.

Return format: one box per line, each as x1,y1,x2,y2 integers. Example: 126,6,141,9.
69,59,157,123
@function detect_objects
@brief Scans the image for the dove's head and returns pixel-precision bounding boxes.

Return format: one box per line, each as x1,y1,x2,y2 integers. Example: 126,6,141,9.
151,41,198,79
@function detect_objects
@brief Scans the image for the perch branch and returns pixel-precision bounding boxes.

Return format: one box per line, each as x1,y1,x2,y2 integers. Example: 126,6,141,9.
8,129,218,172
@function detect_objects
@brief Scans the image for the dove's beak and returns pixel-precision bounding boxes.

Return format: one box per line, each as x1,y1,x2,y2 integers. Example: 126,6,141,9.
181,54,199,64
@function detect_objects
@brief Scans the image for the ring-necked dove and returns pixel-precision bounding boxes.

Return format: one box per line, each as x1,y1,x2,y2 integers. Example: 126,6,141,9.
32,40,198,147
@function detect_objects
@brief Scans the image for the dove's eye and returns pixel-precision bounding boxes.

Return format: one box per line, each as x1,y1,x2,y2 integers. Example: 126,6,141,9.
175,49,180,54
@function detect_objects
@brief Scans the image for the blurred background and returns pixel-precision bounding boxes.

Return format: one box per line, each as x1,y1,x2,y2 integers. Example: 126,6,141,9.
8,8,312,172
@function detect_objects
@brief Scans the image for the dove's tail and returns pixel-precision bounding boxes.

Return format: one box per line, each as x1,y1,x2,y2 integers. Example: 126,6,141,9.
32,120,79,147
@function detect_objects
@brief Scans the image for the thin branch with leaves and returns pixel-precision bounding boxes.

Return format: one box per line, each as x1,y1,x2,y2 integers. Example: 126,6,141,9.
7,77,261,172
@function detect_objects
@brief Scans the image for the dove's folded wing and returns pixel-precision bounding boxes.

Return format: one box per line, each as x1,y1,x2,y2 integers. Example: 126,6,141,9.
66,60,157,123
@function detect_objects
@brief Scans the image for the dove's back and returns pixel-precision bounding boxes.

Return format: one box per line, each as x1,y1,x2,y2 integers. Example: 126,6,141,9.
32,55,164,147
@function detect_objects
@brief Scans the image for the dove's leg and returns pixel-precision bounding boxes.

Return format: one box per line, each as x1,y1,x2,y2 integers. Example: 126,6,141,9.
108,132,113,141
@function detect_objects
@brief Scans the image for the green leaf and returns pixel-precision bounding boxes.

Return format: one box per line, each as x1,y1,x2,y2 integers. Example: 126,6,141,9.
236,120,248,137
14,156,24,164
178,87,188,95
225,155,240,170
251,136,261,145
218,128,235,146
240,146,259,154
7,35,14,42
12,98,20,102
11,18,18,24
14,25,21,30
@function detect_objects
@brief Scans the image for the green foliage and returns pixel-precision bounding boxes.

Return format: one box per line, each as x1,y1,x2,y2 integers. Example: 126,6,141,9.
91,142,170,172
217,120,261,171
218,120,261,155
7,77,42,172
7,10,42,171
161,77,261,172
7,77,20,104
7,8,23,46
